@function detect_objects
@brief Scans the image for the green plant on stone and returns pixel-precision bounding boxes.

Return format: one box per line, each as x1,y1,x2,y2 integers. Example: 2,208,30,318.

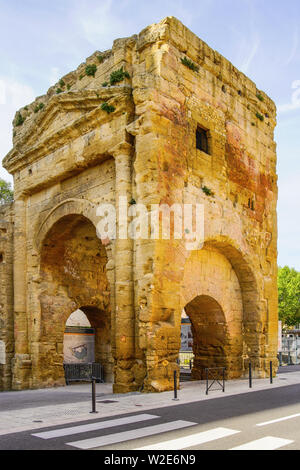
201,186,214,197
97,55,104,63
15,112,25,126
109,67,130,85
256,93,264,102
102,82,108,87
85,64,97,77
34,102,44,113
256,112,264,122
59,79,65,88
180,56,199,72
56,88,63,94
101,102,115,114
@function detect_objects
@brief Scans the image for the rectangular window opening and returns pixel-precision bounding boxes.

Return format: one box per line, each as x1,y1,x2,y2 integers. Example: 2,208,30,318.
196,127,209,154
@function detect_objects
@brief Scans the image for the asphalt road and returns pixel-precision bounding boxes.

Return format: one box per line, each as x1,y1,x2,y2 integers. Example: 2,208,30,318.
1,382,300,451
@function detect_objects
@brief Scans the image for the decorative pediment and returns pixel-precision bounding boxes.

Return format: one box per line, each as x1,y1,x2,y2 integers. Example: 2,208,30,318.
3,86,133,174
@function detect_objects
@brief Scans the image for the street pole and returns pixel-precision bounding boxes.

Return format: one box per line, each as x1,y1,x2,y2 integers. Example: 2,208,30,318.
90,378,98,414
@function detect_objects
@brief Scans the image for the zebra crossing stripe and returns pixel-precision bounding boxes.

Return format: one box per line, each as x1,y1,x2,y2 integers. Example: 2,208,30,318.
135,427,240,450
66,420,197,449
256,413,300,427
230,436,294,450
32,414,159,439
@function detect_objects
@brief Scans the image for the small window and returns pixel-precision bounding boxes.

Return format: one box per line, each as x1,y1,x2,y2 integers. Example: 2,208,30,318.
0,253,3,263
196,127,209,154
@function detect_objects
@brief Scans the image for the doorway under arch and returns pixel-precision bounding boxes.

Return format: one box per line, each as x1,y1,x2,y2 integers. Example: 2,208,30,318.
33,213,113,388
184,295,231,380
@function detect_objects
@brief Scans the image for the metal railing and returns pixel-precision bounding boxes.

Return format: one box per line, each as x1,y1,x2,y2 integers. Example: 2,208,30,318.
63,362,104,385
278,337,300,366
205,367,226,395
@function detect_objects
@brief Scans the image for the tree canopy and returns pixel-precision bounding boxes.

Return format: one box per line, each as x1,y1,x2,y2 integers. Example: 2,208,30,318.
278,266,300,328
0,178,13,205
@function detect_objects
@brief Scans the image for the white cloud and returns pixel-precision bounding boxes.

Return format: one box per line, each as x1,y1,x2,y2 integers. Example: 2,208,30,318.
278,101,300,114
49,67,60,86
239,33,260,74
278,79,300,114
72,0,200,50
0,76,35,184
285,27,299,66
73,0,132,49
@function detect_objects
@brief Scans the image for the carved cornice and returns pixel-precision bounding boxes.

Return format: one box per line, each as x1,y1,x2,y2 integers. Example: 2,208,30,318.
3,86,133,174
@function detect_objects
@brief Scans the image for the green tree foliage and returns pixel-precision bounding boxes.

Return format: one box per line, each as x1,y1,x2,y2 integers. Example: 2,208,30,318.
278,266,300,327
0,178,13,205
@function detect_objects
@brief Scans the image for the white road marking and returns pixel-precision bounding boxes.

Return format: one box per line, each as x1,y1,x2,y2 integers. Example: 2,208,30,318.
66,420,197,449
256,413,300,427
32,414,159,439
135,427,240,450
230,436,293,450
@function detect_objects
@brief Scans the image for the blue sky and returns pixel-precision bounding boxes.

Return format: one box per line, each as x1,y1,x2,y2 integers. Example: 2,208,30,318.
0,0,299,269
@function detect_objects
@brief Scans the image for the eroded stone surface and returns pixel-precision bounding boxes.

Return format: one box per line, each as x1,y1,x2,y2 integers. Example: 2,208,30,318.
0,17,278,392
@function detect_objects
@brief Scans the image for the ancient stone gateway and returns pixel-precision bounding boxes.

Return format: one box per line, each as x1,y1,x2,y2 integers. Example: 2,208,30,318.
0,17,278,393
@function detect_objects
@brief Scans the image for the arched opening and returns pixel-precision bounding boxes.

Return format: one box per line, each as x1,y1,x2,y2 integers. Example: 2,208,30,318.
34,214,112,388
179,246,246,382
183,295,230,380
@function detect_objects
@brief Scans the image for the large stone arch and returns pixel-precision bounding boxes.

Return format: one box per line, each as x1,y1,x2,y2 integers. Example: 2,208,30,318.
181,245,244,379
35,198,102,251
203,236,262,371
31,202,115,388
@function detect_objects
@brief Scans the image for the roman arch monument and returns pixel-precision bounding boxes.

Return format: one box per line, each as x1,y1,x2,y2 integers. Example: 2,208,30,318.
0,17,278,393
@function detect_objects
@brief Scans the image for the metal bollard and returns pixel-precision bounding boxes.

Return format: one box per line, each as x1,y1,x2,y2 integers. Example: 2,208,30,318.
90,378,98,414
173,370,179,401
249,362,252,388
270,361,273,384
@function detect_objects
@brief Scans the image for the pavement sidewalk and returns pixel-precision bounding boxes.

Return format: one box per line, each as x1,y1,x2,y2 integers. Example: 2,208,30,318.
1,367,300,436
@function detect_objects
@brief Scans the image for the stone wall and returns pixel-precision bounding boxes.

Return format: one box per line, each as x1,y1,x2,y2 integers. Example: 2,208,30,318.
0,203,14,390
1,17,278,392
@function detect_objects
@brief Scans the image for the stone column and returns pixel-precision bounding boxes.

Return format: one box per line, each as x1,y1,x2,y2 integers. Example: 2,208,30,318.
12,197,31,389
112,143,136,393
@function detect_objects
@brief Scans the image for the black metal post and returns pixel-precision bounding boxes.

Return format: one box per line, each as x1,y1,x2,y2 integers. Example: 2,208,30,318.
90,378,98,414
270,361,273,384
249,362,252,388
279,352,282,367
222,368,225,392
189,360,192,370
206,369,208,395
173,370,179,401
